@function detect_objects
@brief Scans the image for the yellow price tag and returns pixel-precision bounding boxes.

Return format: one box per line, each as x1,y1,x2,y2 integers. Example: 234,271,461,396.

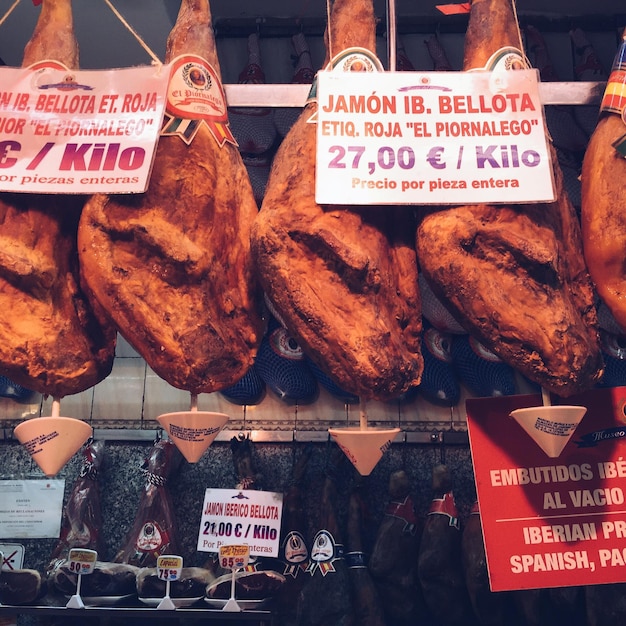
219,544,250,570
67,548,97,575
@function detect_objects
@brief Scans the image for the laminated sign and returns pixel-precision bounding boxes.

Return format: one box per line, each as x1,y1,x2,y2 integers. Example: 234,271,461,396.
197,488,283,558
0,63,169,194
467,387,626,591
315,68,555,206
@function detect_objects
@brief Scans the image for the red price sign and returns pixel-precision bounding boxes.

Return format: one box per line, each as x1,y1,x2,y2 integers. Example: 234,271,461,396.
467,387,626,591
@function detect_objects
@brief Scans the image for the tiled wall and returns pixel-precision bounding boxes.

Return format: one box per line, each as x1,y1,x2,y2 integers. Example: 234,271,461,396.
0,333,474,435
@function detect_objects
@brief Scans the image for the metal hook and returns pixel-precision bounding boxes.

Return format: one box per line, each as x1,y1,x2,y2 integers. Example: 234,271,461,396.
430,430,446,464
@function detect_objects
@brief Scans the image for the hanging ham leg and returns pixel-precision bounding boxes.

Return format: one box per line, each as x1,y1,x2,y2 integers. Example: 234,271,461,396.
581,31,626,332
417,464,476,626
274,445,312,626
462,501,513,625
416,0,603,397
0,0,116,398
346,476,387,626
298,449,353,626
78,0,263,394
250,0,423,401
369,470,425,625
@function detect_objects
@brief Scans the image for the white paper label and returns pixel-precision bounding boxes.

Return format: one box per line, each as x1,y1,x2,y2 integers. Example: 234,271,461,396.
0,479,64,538
315,69,555,206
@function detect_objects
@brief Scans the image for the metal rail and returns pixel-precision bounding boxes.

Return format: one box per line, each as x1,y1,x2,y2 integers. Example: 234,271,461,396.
223,81,606,108
0,426,469,445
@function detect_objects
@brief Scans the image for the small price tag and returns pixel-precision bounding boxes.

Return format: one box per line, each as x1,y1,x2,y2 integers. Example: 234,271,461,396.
156,555,183,581
219,544,250,571
67,548,97,576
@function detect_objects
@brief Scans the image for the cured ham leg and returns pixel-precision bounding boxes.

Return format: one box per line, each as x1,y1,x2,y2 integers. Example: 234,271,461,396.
369,470,424,625
0,0,115,398
274,446,312,626
297,450,353,626
251,0,423,401
581,31,626,332
418,464,476,626
346,477,387,626
462,502,511,625
416,0,603,397
78,0,263,394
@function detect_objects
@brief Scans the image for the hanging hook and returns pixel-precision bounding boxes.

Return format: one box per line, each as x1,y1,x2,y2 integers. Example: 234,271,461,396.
430,430,446,464
0,0,22,31
386,0,397,72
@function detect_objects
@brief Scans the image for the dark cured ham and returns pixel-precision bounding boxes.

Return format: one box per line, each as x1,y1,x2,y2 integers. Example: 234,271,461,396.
416,0,603,398
369,470,424,625
417,464,476,626
462,501,512,625
48,440,105,569
346,477,387,626
298,450,353,626
114,439,183,567
274,445,312,626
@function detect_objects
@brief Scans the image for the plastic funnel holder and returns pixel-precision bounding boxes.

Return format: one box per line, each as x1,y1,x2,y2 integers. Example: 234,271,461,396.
13,416,92,477
510,405,587,458
329,427,400,475
157,411,229,463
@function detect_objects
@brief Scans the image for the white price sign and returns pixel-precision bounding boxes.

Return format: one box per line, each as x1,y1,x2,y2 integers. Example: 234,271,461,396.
67,548,97,576
157,555,183,581
315,69,555,206
197,488,283,557
0,63,169,194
